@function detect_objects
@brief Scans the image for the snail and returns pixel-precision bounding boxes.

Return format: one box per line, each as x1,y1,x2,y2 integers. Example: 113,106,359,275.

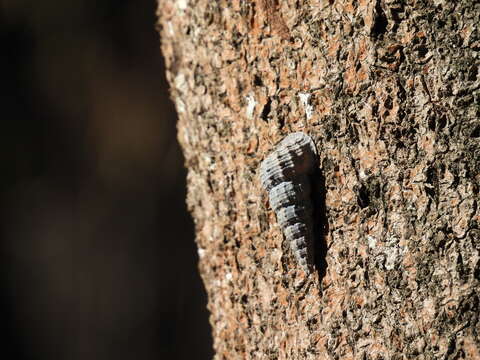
259,132,318,273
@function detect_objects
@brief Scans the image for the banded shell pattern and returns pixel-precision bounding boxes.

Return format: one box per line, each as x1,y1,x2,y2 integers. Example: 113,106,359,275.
259,132,317,272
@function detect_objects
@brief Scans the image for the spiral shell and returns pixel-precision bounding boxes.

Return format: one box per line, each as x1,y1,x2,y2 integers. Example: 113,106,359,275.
259,132,317,272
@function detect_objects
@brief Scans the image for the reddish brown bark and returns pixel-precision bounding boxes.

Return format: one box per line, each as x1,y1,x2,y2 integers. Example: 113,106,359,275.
158,0,480,358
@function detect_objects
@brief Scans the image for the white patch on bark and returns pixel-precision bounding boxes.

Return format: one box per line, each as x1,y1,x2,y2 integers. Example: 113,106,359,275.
177,0,188,11
174,73,188,94
358,168,368,180
384,237,404,271
385,247,399,270
245,94,256,119
167,22,174,36
298,92,313,120
175,98,186,114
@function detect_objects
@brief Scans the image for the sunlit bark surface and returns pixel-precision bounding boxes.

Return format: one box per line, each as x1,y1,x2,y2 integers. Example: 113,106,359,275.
158,1,480,358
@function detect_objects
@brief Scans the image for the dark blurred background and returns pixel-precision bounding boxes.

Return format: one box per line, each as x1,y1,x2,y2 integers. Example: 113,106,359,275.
1,1,212,359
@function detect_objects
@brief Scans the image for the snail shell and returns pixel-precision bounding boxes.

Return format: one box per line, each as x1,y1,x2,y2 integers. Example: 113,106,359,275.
259,132,317,272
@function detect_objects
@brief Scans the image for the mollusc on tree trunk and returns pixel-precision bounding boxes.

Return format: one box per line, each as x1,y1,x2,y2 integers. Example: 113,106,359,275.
157,1,480,358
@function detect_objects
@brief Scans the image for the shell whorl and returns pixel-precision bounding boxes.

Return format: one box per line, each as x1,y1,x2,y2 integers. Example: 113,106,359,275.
259,132,317,272
259,132,317,192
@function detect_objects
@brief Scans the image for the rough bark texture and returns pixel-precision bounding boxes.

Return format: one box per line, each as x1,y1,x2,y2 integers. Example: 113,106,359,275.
157,0,479,358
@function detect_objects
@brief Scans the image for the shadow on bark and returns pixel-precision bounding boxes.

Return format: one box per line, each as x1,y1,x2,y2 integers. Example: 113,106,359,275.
312,167,329,282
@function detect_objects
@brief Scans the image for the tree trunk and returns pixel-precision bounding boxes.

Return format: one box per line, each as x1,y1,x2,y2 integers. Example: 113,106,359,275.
157,0,479,358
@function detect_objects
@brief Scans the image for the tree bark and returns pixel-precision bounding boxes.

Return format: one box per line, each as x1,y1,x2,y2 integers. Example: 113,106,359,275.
157,0,479,358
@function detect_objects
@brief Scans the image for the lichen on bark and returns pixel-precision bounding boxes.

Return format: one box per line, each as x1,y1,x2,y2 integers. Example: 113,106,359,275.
158,0,479,358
